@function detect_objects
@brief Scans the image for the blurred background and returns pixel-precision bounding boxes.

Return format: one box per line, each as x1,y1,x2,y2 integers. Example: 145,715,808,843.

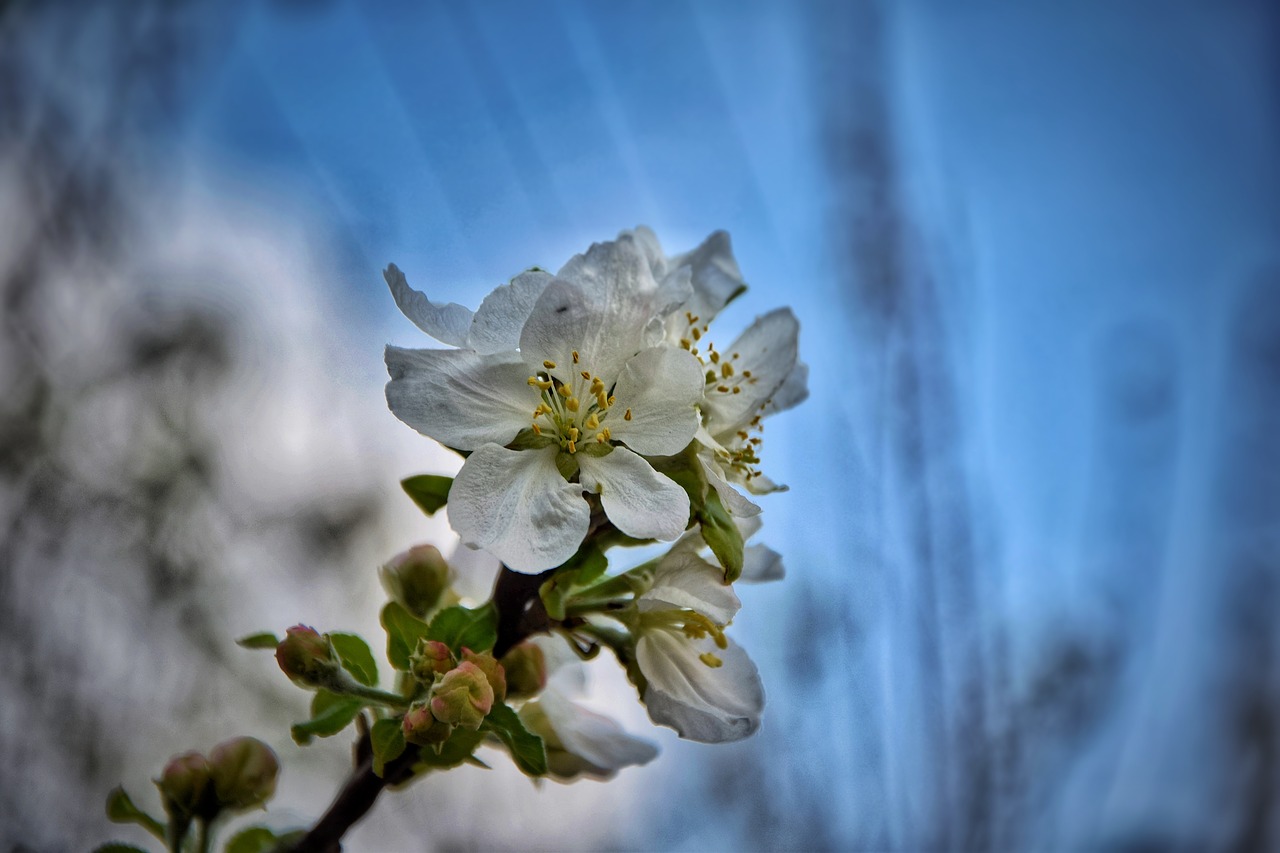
3,0,1279,849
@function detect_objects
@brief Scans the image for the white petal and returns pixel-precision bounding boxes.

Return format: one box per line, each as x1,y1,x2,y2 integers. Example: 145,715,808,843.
606,347,703,456
385,346,536,449
447,542,502,603
523,238,659,383
740,544,784,584
624,225,669,280
467,269,553,354
577,447,689,541
667,229,747,322
762,360,809,417
383,263,473,347
540,688,659,774
638,633,764,743
743,470,787,495
697,451,762,518
448,444,590,573
703,307,799,433
640,550,741,625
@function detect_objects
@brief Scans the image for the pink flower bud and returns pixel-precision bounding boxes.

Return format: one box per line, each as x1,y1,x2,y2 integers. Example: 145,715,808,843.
500,642,547,701
207,737,279,812
275,625,336,685
410,639,456,683
402,701,452,746
155,751,211,819
461,648,507,704
430,661,494,730
380,545,450,617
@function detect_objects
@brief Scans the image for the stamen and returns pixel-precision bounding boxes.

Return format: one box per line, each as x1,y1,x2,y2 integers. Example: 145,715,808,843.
596,392,608,409
565,397,580,412
624,408,632,421
691,327,702,341
580,370,591,380
585,413,600,430
567,439,577,453
717,385,730,393
721,362,734,378
543,360,557,369
710,351,720,364
556,384,572,397
680,339,691,350
699,652,723,668
531,423,542,435
572,351,580,363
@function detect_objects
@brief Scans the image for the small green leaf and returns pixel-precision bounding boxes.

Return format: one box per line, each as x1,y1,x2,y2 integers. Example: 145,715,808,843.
329,633,378,686
426,603,498,654
291,693,363,745
223,827,306,853
94,845,151,853
540,545,610,620
401,474,453,515
482,701,548,777
698,487,744,583
507,427,557,451
413,727,485,772
236,632,281,650
370,717,407,777
104,786,165,841
381,601,432,671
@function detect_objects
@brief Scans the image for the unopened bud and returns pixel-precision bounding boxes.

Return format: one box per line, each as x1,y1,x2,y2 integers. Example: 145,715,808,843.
430,661,494,729
380,545,450,618
207,737,279,812
410,639,455,683
461,648,507,704
275,625,337,686
500,642,546,701
402,701,452,746
155,751,212,820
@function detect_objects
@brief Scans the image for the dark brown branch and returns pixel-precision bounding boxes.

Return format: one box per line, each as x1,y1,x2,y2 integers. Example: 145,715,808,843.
289,564,553,852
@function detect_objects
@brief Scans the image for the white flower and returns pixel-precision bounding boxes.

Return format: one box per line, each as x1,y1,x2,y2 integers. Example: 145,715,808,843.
627,227,809,517
633,547,765,743
673,512,785,584
519,687,659,782
385,235,705,572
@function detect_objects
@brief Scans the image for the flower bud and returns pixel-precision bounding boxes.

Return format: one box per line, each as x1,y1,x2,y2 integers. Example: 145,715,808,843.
275,625,337,686
461,648,507,704
402,701,452,746
207,737,279,812
380,545,450,618
155,751,212,820
410,639,455,683
430,661,494,730
500,642,547,701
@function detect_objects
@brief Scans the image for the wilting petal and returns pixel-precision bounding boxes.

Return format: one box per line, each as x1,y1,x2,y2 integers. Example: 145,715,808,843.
539,688,659,778
697,452,762,518
523,239,660,383
637,633,764,743
448,444,590,573
577,447,689,542
607,347,703,456
467,269,554,354
703,307,799,433
740,544,784,583
385,346,536,449
384,264,473,347
640,550,741,625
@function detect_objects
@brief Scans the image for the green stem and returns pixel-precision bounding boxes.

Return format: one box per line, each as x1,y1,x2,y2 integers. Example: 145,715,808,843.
340,681,412,710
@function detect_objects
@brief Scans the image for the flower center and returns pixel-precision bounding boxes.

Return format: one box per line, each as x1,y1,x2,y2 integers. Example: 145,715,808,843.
526,351,629,455
639,607,729,668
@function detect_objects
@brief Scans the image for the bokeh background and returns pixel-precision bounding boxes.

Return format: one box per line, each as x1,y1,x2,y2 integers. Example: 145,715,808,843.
3,0,1279,850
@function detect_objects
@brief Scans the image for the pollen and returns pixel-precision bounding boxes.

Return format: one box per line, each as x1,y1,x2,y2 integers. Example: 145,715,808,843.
581,370,591,380
567,439,577,453
572,350,580,364
710,351,720,364
528,376,552,391
699,652,724,668
565,397,580,412
595,432,606,444
556,384,572,398
624,408,633,421
691,327,702,341
585,413,600,430
596,392,608,409
543,360,557,369
721,362,734,378
717,385,730,393
680,339,691,350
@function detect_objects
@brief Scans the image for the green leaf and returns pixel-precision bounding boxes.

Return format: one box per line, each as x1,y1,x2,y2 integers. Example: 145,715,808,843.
224,826,306,853
482,701,548,777
426,603,498,654
329,632,378,686
413,727,485,773
401,474,452,515
104,786,165,841
291,692,363,745
381,601,432,671
93,845,150,853
507,427,557,451
698,487,744,583
370,717,407,777
235,632,281,650
540,545,610,620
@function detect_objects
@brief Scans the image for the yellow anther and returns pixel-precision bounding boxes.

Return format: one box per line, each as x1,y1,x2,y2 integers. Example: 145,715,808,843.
572,350,580,363
691,347,699,356
717,385,730,393
706,370,717,384
537,403,554,416
699,652,724,668
543,360,557,369
590,377,605,394
691,327,702,341
680,339,691,350
567,439,577,453
557,384,572,397
742,370,752,378
581,370,591,380
721,362,734,378
566,397,580,412
608,395,616,406
733,352,740,359
601,427,611,441
685,311,694,322
710,351,720,364
624,408,632,421
595,432,606,444
738,431,750,440
568,427,579,441
528,377,553,391
732,386,741,394
531,423,542,435
596,392,608,409
585,413,600,430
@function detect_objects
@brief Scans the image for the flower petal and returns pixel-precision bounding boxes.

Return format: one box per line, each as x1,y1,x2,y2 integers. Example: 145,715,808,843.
384,263,473,347
637,633,764,743
640,549,741,625
607,347,703,456
448,444,590,573
703,307,800,434
697,451,762,518
763,360,809,417
522,238,659,383
467,269,554,354
540,688,659,776
385,346,536,449
577,447,689,541
667,229,747,323
740,544,784,583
